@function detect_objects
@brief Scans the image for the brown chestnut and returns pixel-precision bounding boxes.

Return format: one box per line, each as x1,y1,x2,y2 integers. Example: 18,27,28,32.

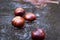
24,12,36,21
14,7,25,16
12,16,25,28
31,28,45,40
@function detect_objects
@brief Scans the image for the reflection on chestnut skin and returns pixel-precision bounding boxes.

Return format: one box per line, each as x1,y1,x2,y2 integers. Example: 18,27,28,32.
12,16,25,28
14,7,25,16
24,12,36,21
31,28,45,40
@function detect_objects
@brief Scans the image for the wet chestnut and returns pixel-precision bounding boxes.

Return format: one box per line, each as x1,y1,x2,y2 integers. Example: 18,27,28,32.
12,16,25,28
14,7,25,16
31,28,45,40
24,12,36,21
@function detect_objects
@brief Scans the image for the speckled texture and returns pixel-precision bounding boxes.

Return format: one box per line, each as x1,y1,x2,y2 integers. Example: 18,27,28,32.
0,0,60,40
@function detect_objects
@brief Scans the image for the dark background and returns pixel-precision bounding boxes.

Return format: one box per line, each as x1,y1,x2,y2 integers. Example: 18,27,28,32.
0,0,60,40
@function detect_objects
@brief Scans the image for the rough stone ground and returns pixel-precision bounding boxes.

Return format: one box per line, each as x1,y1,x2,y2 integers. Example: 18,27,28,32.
0,0,60,40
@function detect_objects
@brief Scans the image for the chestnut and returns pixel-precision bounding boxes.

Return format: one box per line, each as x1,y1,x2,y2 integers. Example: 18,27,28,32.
31,28,45,40
24,12,36,21
14,7,25,16
12,16,25,28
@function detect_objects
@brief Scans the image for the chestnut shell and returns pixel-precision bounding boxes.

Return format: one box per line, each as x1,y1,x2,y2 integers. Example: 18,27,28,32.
31,28,45,40
14,8,25,16
24,12,36,21
12,16,25,28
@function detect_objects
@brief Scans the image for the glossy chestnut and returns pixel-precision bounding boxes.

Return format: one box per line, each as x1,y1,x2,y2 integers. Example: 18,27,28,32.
14,7,25,16
12,16,25,28
31,28,45,40
24,12,36,21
